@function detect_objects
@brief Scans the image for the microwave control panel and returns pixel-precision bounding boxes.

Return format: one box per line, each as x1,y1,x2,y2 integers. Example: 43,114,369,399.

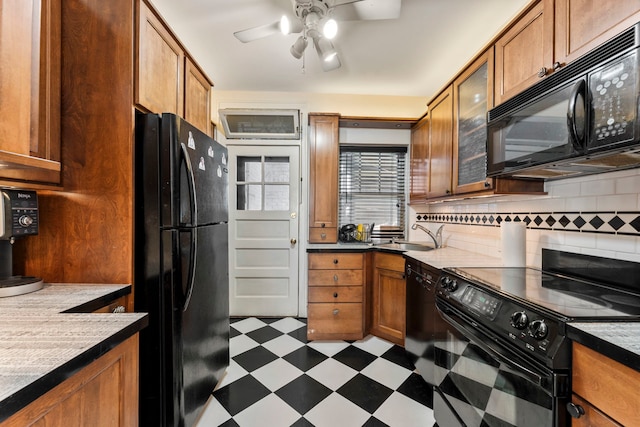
589,49,638,149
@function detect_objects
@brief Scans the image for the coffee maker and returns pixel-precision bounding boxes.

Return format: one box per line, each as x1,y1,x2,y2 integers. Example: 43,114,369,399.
0,189,43,297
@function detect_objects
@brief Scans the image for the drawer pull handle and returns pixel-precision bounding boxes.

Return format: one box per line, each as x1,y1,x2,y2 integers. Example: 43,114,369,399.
321,223,326,228
333,292,338,298
321,233,326,239
333,259,338,264
566,403,585,419
333,274,338,282
333,309,339,315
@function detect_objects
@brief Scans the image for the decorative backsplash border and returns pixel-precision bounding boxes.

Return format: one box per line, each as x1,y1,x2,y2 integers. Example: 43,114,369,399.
415,211,640,236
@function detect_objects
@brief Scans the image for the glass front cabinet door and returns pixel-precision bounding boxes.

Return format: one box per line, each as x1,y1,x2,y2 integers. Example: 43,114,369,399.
453,48,494,194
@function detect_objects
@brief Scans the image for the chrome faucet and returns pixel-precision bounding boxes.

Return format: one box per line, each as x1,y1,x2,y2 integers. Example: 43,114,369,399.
411,223,444,248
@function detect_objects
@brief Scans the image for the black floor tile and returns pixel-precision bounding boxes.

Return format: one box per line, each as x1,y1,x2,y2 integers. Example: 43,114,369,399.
363,416,391,426
397,372,434,408
283,345,328,371
245,325,283,344
232,345,278,372
381,344,416,370
291,417,315,426
275,374,332,415
287,325,308,343
337,373,394,413
229,326,241,339
213,375,271,416
257,317,280,324
217,419,240,427
333,345,377,371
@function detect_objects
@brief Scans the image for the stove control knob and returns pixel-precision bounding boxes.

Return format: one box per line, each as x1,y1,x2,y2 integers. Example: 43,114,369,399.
529,320,549,340
449,279,458,291
510,311,529,330
441,277,451,289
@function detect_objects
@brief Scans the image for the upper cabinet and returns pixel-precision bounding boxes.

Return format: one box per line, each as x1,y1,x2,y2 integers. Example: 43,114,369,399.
495,0,640,106
0,0,61,186
136,0,212,135
555,0,640,66
494,0,554,106
453,48,494,194
308,113,339,243
427,87,454,199
409,114,429,202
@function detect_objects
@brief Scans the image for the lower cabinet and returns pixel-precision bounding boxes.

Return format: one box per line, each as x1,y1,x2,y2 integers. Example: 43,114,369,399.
371,252,406,346
570,342,640,426
1,335,139,427
307,252,365,340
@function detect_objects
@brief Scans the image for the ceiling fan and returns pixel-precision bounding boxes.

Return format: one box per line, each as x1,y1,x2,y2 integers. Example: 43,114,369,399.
233,0,401,71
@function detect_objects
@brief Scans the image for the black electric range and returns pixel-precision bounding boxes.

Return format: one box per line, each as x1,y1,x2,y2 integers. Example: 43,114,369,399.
437,249,640,370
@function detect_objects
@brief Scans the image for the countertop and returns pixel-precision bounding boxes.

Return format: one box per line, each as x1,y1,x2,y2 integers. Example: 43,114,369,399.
0,284,148,422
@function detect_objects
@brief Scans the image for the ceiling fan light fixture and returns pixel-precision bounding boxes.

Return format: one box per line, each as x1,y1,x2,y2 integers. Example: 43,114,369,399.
322,18,338,39
280,15,291,34
315,37,337,62
290,35,308,59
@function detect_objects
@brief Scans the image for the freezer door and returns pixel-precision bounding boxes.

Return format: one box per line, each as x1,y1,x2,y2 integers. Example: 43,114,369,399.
178,223,229,427
161,114,228,228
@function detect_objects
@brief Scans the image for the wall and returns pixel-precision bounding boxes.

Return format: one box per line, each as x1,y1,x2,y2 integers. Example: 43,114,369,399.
409,168,640,267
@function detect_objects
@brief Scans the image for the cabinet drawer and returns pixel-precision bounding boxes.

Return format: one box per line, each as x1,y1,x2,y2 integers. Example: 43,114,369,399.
309,286,362,303
374,252,405,272
308,269,363,286
308,253,364,269
573,342,640,426
309,228,337,243
570,394,622,427
307,303,363,340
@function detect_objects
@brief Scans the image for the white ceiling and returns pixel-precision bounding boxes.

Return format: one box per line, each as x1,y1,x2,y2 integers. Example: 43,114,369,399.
148,0,530,98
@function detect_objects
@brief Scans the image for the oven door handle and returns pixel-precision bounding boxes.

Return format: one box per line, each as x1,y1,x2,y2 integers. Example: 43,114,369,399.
436,301,552,390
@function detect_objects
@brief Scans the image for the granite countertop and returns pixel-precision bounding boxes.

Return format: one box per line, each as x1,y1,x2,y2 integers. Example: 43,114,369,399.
0,284,148,422
567,322,640,372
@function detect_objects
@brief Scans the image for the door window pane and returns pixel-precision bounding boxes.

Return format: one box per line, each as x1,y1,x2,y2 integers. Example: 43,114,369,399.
237,157,262,182
264,157,290,183
265,185,290,211
236,156,290,211
237,184,262,210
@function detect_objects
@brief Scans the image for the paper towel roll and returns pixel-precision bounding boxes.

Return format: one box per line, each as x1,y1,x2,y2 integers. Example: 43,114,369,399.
501,221,526,267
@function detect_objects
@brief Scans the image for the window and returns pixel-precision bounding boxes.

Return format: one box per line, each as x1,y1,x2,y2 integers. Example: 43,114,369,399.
339,147,406,240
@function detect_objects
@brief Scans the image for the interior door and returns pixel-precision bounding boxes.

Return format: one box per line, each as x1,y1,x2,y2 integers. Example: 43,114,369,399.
228,145,300,316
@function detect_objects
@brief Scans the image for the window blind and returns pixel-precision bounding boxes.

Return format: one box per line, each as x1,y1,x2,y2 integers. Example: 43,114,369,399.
338,147,406,240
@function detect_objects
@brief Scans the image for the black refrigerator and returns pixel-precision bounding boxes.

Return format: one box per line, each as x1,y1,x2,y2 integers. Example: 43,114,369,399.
135,112,229,427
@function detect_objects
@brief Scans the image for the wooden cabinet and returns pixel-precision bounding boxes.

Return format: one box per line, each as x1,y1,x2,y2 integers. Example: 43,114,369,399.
494,0,554,105
308,114,339,243
555,0,640,67
571,342,640,426
409,114,429,203
427,86,453,199
307,252,365,340
1,335,139,427
453,48,494,195
136,0,212,135
0,0,61,186
371,252,405,346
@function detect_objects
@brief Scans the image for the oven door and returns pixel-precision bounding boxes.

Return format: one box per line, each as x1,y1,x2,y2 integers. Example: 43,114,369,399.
434,299,569,427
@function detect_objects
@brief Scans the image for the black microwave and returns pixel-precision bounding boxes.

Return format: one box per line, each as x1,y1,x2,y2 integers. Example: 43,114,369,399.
487,22,640,180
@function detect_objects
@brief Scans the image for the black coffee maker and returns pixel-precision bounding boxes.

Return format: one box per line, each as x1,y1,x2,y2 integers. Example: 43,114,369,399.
0,189,43,297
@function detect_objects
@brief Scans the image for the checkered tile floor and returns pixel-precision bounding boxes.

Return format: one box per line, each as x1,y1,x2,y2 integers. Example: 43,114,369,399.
196,317,435,427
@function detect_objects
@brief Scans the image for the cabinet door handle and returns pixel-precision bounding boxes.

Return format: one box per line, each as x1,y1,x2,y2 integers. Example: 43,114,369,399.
321,223,326,228
333,274,339,282
566,403,585,419
333,259,338,264
112,305,126,313
537,66,548,78
333,309,339,315
333,292,338,298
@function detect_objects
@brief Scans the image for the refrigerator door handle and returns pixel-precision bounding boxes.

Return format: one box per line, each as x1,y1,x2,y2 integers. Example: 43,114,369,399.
182,228,198,312
180,142,198,227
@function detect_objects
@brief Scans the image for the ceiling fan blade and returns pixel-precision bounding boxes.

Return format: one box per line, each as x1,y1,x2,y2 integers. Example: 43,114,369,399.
233,20,281,43
330,0,401,21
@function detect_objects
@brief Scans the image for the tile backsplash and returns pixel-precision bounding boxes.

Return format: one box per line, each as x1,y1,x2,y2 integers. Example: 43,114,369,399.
409,168,640,267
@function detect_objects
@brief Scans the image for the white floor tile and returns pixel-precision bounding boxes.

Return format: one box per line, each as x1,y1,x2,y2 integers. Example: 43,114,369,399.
233,394,301,427
307,339,350,357
194,395,231,426
352,335,394,356
306,358,358,391
229,334,259,357
304,392,371,427
261,334,305,357
251,358,304,392
373,391,435,427
360,357,412,390
215,360,248,390
231,317,268,334
269,317,306,333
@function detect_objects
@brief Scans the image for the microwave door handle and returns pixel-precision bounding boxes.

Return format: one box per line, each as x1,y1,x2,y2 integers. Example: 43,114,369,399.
567,79,587,151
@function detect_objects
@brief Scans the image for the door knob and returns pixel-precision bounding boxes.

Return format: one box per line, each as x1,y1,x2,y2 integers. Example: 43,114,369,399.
290,238,297,245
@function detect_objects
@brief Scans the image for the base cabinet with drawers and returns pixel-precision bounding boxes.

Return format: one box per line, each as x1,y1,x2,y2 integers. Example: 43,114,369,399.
307,252,366,340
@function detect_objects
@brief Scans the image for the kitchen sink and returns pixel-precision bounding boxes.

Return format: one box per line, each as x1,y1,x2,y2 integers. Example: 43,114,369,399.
376,241,435,251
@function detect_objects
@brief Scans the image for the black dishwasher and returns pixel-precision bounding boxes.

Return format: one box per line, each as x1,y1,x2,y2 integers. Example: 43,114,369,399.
404,259,442,390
